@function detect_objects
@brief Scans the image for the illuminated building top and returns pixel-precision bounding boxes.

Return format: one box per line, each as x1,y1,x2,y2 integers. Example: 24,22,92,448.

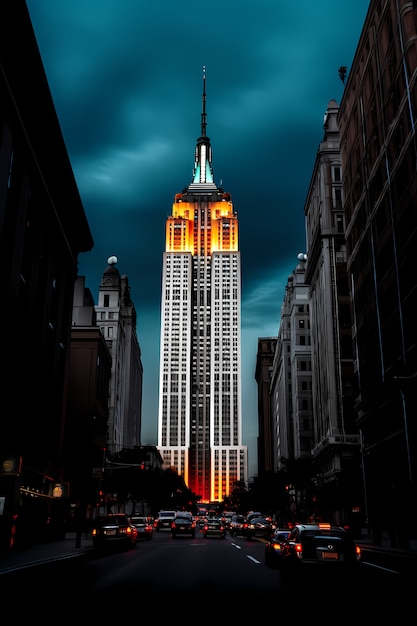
165,67,238,254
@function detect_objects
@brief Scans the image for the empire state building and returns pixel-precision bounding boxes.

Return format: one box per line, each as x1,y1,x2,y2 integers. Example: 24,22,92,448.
157,70,248,503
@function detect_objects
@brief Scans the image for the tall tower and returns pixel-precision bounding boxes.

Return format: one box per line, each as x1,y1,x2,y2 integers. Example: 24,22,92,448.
158,70,248,503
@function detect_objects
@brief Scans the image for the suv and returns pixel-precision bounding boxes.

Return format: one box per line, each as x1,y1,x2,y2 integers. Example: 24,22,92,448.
154,510,176,531
280,523,362,571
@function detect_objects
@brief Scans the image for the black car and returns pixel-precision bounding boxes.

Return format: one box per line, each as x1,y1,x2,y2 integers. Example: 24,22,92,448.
229,514,248,537
280,523,362,572
246,516,274,541
171,515,196,538
264,529,291,567
203,518,226,539
91,513,138,550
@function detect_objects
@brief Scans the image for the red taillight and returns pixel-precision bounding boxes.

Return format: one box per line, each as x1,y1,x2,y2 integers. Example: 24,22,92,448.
355,545,361,559
295,543,303,553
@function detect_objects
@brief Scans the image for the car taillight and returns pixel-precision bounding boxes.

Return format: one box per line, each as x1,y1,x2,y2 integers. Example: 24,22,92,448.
295,543,303,555
355,545,361,559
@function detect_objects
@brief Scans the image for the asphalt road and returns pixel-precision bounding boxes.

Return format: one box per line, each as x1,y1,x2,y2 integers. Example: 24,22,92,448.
2,529,415,619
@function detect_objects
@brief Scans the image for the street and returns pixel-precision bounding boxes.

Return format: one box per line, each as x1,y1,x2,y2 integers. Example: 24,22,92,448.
2,528,414,619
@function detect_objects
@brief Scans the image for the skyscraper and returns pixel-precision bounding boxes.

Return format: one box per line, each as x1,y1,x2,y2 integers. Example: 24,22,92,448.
157,70,248,503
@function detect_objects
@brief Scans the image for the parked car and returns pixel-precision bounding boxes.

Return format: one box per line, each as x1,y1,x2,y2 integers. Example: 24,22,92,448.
246,516,274,541
154,510,176,531
171,514,196,538
131,515,153,540
264,529,291,567
203,518,226,539
229,514,248,537
91,513,137,550
279,523,362,572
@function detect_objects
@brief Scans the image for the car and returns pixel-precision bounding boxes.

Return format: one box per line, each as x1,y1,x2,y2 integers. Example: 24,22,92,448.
246,511,263,523
246,516,274,541
264,529,291,567
279,522,362,572
131,515,153,540
221,511,236,530
171,514,196,538
229,514,248,537
91,513,138,550
203,518,226,539
154,509,176,531
195,514,207,528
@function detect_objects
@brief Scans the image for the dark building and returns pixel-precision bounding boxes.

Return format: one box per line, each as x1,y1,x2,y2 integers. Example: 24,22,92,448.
339,0,417,547
64,277,112,524
0,1,94,547
255,338,277,477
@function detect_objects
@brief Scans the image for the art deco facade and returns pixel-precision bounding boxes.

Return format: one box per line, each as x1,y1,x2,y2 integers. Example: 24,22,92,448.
158,73,248,502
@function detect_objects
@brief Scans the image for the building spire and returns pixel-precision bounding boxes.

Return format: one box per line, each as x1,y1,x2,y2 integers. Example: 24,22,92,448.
188,66,217,190
201,66,207,137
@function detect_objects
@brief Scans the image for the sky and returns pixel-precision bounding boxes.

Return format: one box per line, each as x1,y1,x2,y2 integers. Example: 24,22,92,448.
26,0,370,479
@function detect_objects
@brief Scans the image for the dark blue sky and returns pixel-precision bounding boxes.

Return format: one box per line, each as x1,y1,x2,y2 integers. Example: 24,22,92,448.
26,0,370,478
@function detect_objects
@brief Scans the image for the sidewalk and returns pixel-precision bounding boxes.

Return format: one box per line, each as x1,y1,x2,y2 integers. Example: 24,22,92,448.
0,531,93,575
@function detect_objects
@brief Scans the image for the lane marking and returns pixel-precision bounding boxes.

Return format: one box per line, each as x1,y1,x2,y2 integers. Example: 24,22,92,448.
247,555,261,564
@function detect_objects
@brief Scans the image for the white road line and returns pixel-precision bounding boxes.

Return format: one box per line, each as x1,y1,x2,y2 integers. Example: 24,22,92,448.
247,555,261,564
